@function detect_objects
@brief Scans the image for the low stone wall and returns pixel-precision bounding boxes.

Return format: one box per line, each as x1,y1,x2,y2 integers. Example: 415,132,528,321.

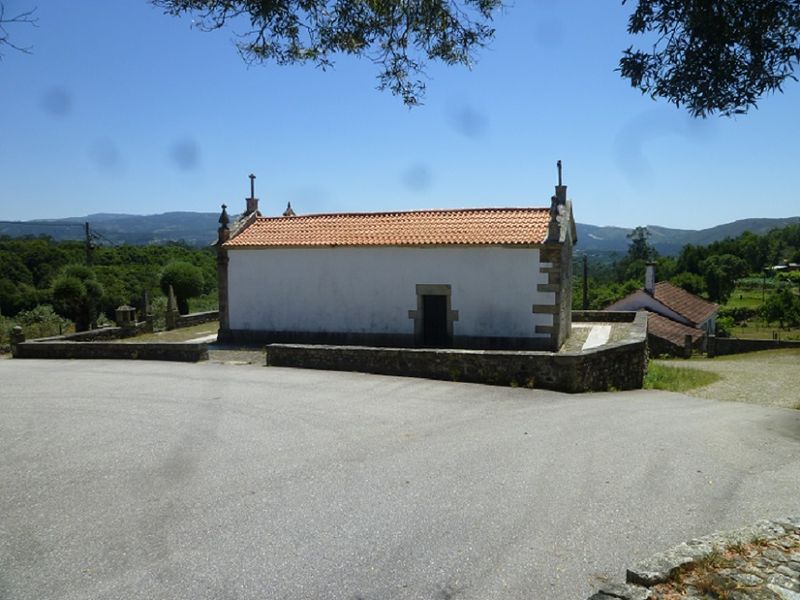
13,341,208,362
573,310,637,323
708,335,800,356
265,313,648,393
175,310,219,329
51,323,150,342
587,517,800,600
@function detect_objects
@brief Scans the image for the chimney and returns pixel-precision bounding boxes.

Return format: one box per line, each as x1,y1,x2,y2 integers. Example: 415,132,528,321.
645,262,656,295
554,159,567,206
245,173,259,215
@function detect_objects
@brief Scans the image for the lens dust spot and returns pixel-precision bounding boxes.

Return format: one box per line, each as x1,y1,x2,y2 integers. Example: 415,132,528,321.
402,164,433,192
88,138,123,173
42,86,72,117
170,139,200,170
449,104,488,140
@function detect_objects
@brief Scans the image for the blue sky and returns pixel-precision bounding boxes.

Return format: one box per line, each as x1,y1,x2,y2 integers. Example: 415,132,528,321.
1,1,798,229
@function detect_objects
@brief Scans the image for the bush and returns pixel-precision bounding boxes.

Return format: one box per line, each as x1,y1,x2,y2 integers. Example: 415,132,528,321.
160,262,204,315
0,305,71,348
715,315,734,338
15,305,71,339
718,306,757,324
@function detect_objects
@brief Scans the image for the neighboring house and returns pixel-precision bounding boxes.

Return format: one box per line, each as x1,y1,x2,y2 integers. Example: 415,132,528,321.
215,168,577,351
606,264,718,355
772,262,800,273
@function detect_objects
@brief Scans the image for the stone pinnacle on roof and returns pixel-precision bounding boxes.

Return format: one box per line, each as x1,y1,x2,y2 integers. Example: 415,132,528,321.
217,204,230,244
547,159,567,242
283,202,296,217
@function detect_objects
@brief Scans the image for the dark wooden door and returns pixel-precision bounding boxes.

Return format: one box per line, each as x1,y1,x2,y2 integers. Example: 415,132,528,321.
422,294,448,347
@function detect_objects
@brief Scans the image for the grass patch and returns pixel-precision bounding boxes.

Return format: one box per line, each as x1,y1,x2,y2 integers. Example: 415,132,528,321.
712,347,800,362
729,323,800,340
724,287,765,310
644,362,720,392
123,321,219,343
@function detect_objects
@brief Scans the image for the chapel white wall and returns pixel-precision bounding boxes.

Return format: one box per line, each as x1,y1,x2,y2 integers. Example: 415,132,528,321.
228,246,554,338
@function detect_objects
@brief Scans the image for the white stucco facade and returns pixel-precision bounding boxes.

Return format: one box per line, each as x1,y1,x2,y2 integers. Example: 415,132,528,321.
228,246,554,340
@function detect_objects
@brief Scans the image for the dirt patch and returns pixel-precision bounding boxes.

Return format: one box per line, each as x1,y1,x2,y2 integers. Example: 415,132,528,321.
207,347,265,366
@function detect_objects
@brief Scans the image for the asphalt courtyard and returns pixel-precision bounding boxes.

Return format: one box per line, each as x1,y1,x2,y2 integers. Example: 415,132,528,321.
1,359,799,600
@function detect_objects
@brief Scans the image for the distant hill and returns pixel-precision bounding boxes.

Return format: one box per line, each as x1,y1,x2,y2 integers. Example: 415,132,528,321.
1,212,798,252
577,217,800,255
0,212,224,246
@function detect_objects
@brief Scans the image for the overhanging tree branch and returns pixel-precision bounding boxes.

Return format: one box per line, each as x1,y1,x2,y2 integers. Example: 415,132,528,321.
0,2,37,58
152,0,502,106
619,0,800,117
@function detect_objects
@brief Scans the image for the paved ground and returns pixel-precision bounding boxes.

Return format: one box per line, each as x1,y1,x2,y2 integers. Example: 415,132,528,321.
654,349,800,409
2,360,799,600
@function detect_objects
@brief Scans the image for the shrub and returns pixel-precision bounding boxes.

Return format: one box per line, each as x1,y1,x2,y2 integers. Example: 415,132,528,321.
160,262,204,315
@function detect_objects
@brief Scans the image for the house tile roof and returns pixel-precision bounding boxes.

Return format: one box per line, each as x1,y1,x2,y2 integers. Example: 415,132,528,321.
652,281,718,326
645,311,705,348
223,208,552,248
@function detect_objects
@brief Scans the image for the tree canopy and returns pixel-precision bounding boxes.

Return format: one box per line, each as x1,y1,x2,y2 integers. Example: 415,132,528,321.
620,0,800,117
151,0,800,113
160,261,205,314
51,264,104,332
152,0,501,106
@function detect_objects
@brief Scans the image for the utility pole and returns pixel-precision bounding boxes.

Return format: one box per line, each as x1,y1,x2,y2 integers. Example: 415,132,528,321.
582,254,589,310
84,222,93,266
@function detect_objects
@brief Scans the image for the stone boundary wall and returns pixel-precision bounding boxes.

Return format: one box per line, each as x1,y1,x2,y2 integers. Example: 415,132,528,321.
587,516,800,600
708,335,800,356
13,341,208,362
41,323,150,343
265,312,648,393
175,310,219,329
573,310,637,323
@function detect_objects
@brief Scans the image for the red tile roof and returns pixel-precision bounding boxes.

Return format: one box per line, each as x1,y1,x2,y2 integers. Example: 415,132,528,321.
645,311,705,348
223,208,552,248
652,282,718,326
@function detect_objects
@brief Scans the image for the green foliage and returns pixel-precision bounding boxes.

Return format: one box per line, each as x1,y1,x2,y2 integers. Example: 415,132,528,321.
0,305,71,348
718,306,758,324
699,254,749,303
626,226,657,262
715,315,734,338
670,271,706,295
777,271,800,287
620,0,800,117
0,237,217,322
15,305,71,337
160,261,205,315
572,278,641,310
610,226,660,283
644,362,720,392
153,0,501,106
762,287,800,328
51,266,103,332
